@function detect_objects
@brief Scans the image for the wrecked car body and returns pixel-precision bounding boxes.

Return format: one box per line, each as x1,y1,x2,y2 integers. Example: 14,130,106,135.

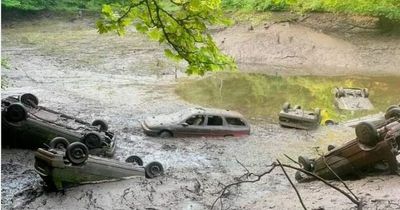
278,102,321,130
2,93,116,156
141,107,250,138
295,110,400,182
34,142,164,191
334,87,373,110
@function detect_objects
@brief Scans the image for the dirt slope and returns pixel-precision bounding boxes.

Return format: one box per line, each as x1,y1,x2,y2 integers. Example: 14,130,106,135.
214,13,400,76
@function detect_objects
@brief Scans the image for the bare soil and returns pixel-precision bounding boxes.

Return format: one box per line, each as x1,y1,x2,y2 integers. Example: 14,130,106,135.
215,13,400,76
1,13,399,210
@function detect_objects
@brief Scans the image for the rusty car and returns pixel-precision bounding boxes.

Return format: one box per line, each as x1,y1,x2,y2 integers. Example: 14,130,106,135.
278,102,321,130
34,141,164,191
141,107,250,138
2,93,116,156
333,87,373,110
295,108,400,182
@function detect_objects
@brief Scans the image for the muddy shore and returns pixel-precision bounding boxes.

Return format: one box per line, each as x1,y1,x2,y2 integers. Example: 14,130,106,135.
2,13,400,209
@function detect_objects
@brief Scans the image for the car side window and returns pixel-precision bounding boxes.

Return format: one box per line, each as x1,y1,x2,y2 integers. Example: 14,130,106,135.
226,117,246,126
185,115,205,126
207,115,223,126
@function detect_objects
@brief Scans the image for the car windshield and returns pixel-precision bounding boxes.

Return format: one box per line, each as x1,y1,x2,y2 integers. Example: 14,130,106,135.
165,108,199,124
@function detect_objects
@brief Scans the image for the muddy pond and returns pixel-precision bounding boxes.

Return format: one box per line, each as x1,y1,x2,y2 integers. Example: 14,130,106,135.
176,72,400,123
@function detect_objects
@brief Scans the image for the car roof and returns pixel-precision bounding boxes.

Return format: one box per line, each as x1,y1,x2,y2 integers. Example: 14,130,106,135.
187,107,245,119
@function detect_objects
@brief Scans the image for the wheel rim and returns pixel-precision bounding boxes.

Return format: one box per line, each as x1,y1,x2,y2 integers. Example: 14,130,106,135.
150,165,161,175
84,133,101,148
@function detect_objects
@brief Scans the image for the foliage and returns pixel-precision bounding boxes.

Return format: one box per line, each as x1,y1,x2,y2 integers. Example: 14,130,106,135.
97,0,236,75
1,0,119,11
222,0,400,21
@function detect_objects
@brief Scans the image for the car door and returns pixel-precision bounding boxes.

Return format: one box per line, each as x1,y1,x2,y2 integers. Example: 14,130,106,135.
174,114,207,137
204,115,227,137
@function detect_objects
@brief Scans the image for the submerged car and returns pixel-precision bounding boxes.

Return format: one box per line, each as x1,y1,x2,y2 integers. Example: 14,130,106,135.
333,87,373,110
278,102,321,130
2,93,116,156
295,110,400,182
34,141,164,191
141,107,250,138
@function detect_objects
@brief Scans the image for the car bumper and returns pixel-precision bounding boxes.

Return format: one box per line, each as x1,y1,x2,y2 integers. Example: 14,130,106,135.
141,122,159,136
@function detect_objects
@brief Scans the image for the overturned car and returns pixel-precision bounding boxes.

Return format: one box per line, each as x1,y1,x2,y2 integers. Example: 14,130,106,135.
2,93,116,156
295,107,400,182
34,141,164,191
333,87,373,110
278,102,321,130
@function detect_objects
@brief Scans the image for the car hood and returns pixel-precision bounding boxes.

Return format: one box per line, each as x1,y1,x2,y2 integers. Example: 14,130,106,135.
144,115,179,128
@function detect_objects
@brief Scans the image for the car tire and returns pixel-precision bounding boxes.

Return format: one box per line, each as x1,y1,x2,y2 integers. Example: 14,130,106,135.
325,119,335,126
298,156,312,171
82,132,102,149
91,119,108,132
355,122,379,147
49,137,69,150
385,105,399,114
159,131,172,138
20,93,39,107
282,102,291,113
66,142,89,165
145,161,164,178
362,88,369,98
385,108,400,120
314,108,321,116
295,171,307,183
5,103,27,123
327,144,335,151
126,155,144,166
294,105,301,109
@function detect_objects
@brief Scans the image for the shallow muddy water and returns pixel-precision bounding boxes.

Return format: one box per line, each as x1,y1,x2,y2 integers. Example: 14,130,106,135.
176,72,400,123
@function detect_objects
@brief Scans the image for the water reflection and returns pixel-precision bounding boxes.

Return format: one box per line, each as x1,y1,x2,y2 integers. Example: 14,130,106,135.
176,72,400,123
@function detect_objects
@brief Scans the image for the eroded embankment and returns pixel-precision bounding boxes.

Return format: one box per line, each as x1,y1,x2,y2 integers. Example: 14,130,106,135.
214,13,400,76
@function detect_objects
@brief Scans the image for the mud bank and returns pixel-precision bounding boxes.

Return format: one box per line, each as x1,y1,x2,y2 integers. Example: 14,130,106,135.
215,13,400,76
2,14,400,209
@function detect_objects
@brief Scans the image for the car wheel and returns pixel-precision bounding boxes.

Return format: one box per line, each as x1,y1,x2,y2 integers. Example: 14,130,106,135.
49,137,69,150
125,155,144,166
159,131,172,138
294,105,301,109
327,144,335,151
298,156,312,171
20,93,39,107
66,142,89,165
91,119,108,132
338,87,345,97
355,122,378,147
385,105,399,114
82,132,102,149
325,119,335,126
295,171,307,183
145,161,164,178
282,102,291,113
362,88,369,98
314,108,321,116
5,103,27,123
385,108,400,120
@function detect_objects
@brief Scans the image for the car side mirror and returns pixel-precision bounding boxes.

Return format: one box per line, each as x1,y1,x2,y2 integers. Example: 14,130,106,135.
181,123,189,127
